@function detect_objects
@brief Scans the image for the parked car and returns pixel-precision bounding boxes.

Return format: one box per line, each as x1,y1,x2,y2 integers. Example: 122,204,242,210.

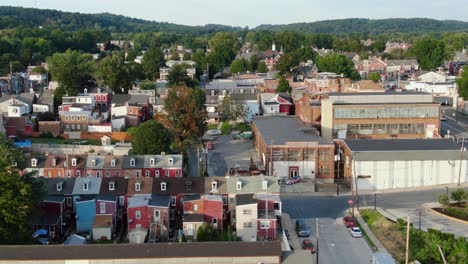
285,229,290,239
232,131,253,140
296,219,310,237
349,227,362,237
202,134,216,141
286,176,302,185
343,216,356,227
206,141,214,150
206,129,222,136
302,239,316,253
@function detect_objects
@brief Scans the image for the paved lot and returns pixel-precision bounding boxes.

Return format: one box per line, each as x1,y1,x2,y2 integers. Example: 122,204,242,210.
206,134,258,176
282,196,374,264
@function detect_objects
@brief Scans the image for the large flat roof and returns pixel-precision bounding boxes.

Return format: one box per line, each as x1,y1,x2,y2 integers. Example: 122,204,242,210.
253,116,330,145
0,242,281,260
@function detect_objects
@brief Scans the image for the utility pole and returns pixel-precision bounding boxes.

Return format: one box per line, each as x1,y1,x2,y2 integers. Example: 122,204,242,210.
374,193,377,210
405,215,410,264
353,159,360,212
316,218,319,264
457,137,465,186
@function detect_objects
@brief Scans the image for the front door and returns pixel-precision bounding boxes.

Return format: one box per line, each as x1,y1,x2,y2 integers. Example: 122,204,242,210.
289,166,299,178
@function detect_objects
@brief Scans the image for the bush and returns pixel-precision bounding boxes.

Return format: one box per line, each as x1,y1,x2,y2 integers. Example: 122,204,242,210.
235,122,251,132
445,207,468,220
438,193,450,211
207,124,218,130
450,188,466,203
39,132,55,139
220,122,233,134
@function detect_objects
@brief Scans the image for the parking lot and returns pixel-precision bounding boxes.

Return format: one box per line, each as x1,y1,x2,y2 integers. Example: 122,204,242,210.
207,134,259,176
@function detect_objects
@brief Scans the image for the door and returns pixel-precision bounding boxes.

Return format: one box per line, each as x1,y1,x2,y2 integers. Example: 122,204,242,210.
289,166,299,178
135,233,142,244
187,224,194,236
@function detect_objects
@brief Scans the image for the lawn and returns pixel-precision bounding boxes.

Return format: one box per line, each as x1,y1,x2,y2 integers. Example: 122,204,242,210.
30,137,103,145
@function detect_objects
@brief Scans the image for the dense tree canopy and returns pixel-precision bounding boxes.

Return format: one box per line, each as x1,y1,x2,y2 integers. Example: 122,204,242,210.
129,120,172,155
276,76,292,93
217,96,245,122
316,54,360,80
410,38,448,71
96,52,134,93
457,66,468,100
47,50,94,95
230,58,249,74
167,64,198,88
142,46,165,80
0,134,25,170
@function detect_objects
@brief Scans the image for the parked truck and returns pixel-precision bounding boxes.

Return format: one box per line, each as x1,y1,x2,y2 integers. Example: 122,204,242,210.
232,131,253,140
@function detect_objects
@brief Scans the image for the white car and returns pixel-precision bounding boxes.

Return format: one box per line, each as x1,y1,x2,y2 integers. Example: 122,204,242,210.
349,227,362,238
206,129,222,136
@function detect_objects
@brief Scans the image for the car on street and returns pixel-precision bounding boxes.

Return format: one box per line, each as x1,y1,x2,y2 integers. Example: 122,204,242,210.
286,176,302,185
343,216,356,227
206,129,222,136
302,239,316,253
232,131,253,140
202,134,216,141
349,227,363,238
284,229,290,239
296,219,310,237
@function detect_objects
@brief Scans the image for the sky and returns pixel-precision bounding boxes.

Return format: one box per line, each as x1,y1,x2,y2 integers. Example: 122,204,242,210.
2,0,468,28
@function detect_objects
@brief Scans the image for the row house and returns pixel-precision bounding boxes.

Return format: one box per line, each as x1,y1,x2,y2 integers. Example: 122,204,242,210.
111,94,150,130
305,73,351,94
25,154,183,179
80,87,112,106
59,110,91,132
260,93,293,116
73,177,102,233
293,93,322,125
182,194,224,240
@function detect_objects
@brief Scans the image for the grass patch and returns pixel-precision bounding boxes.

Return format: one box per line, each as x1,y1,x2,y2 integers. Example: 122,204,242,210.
31,137,102,145
207,124,218,130
355,218,378,252
234,122,251,132
434,207,468,221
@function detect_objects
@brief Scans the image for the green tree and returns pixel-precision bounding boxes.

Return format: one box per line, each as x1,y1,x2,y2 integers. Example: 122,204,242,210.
450,189,466,204
410,38,448,70
457,66,468,100
218,96,246,122
248,55,260,72
257,61,268,73
230,58,248,74
142,46,165,80
317,54,360,80
167,64,197,88
196,223,220,241
129,120,172,155
139,80,156,90
369,72,381,82
0,134,26,170
47,50,94,95
208,32,240,70
438,193,450,211
96,52,133,93
276,76,291,93
162,86,207,144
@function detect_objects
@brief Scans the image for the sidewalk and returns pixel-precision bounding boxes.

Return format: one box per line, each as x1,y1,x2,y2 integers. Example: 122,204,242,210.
354,211,388,253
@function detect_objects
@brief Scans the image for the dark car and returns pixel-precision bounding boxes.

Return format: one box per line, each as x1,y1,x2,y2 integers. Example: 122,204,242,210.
343,216,356,228
302,239,316,253
296,219,310,237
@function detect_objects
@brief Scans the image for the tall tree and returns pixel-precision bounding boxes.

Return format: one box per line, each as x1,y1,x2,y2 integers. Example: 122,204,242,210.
96,52,134,93
410,38,448,70
167,64,197,88
230,58,248,74
129,120,172,155
142,46,165,80
276,76,292,93
257,61,268,73
161,86,207,144
317,54,360,80
218,96,246,122
208,32,240,70
47,49,94,96
0,134,26,170
457,66,468,100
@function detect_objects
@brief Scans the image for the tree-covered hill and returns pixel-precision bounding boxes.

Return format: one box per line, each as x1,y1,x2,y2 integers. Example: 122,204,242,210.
0,6,467,35
256,18,468,34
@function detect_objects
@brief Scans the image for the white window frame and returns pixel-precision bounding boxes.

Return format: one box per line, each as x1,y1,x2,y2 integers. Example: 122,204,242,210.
243,221,252,228
83,183,88,191
161,182,167,191
150,158,155,166
243,209,252,215
130,159,135,167
211,181,217,191
136,171,141,178
236,181,242,190
194,204,198,212
31,159,37,167
176,170,181,177
71,158,77,166
135,210,141,220
154,210,160,220
262,180,268,190
96,171,101,178
260,221,270,229
222,196,227,206
171,196,176,206
90,159,96,167
99,203,106,214
111,159,116,167
155,170,160,177
56,183,62,192
66,197,72,207
145,170,150,177
109,182,115,191
135,183,141,192
165,170,169,177
76,170,81,177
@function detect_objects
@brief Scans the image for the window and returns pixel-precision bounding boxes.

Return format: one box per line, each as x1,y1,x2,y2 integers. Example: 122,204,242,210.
186,182,192,190
236,181,242,190
76,116,80,121
66,197,72,207
116,171,120,177
304,150,315,160
150,158,155,166
154,210,160,220
52,158,57,166
90,159,95,167
243,222,253,228
135,183,141,192
56,182,63,192
82,116,87,121
67,171,71,177
135,210,141,219
243,209,252,215
31,159,37,167
119,196,125,206
176,170,181,177
161,182,167,191
155,170,160,177
168,158,174,165
288,150,300,161
212,218,218,225
71,116,75,121
171,196,176,206
319,166,330,174
211,181,218,191
319,149,331,161
96,172,101,178
194,204,198,212
111,159,116,167
83,183,88,191
65,116,69,121
262,180,268,190
76,170,81,177
109,182,115,191
165,170,169,177
57,171,61,177
222,196,227,206
145,171,150,177
136,171,141,178
100,203,106,214
106,172,110,177
47,171,51,177
260,221,270,229
130,159,135,167
272,149,284,161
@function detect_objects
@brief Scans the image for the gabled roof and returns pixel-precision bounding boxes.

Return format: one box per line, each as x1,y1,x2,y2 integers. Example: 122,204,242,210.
26,155,47,169
86,155,106,169
44,178,76,196
204,176,228,194
226,176,280,194
148,194,170,207
72,177,102,195
111,94,131,106
386,59,418,66
99,177,128,195
152,177,205,195
143,155,183,168
102,155,124,169
122,155,145,169
183,194,202,202
64,155,87,168
36,95,54,106
127,178,153,195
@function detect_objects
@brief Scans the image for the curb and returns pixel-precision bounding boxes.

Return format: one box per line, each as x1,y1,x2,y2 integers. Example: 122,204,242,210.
429,208,468,224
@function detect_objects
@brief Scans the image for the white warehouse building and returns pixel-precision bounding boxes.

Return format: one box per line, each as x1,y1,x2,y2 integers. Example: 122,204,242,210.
341,139,468,191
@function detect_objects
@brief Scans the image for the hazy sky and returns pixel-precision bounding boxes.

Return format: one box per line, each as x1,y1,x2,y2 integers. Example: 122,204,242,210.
3,0,468,28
